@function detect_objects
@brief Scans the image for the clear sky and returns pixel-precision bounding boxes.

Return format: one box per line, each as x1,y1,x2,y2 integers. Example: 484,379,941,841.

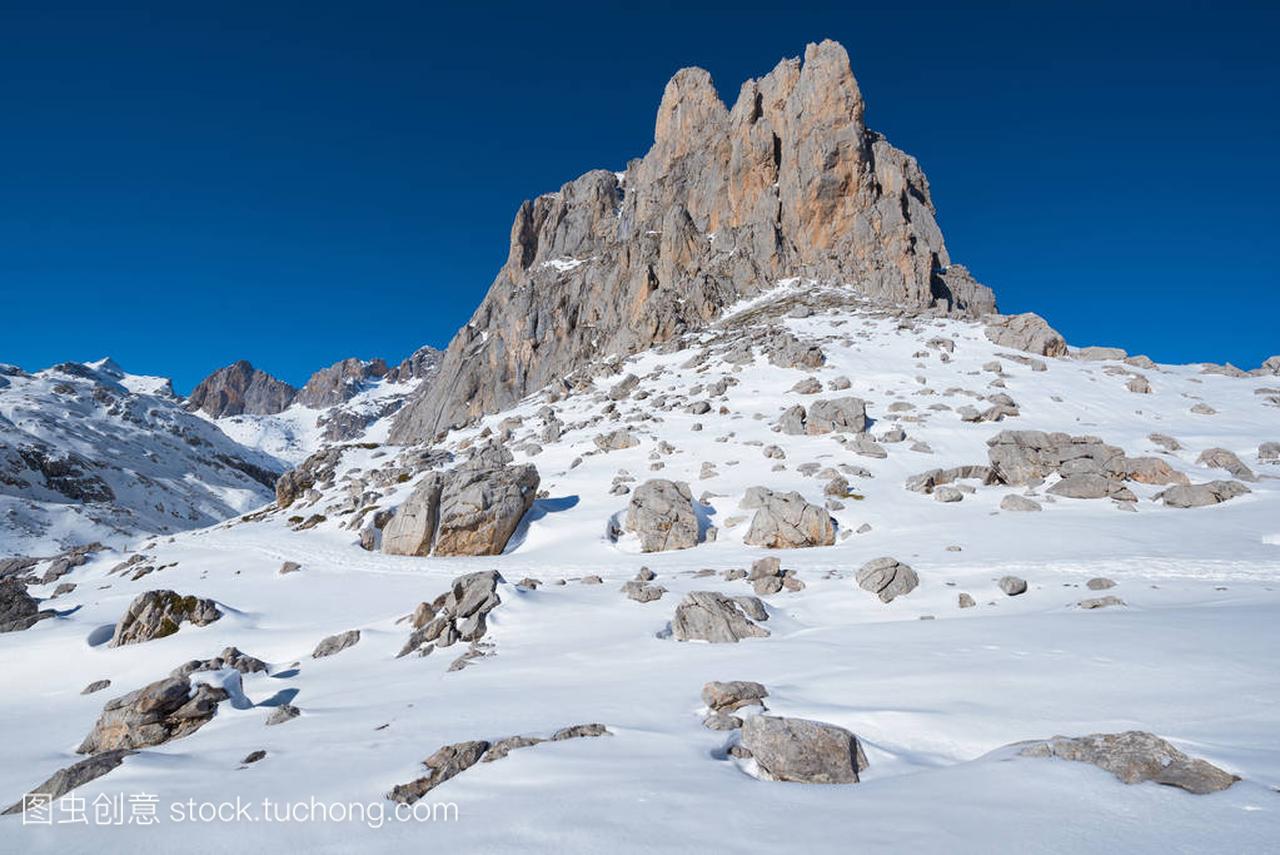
2,1,1276,391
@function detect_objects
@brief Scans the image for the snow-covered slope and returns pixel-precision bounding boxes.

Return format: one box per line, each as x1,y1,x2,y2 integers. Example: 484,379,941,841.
197,350,441,466
0,359,283,554
3,293,1279,852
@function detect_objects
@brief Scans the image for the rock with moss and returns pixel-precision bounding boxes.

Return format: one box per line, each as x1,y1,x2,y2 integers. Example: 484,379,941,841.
110,590,221,647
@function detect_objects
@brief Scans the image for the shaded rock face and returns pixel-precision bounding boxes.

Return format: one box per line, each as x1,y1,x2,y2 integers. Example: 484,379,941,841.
275,445,348,508
739,715,868,784
382,464,539,557
0,577,55,633
385,346,444,384
671,591,769,642
435,464,541,556
743,488,835,548
110,590,222,647
1014,731,1238,794
390,39,996,441
2,750,135,815
855,557,918,603
983,313,1068,357
294,358,388,408
624,479,699,552
381,472,444,556
186,360,296,417
77,677,227,754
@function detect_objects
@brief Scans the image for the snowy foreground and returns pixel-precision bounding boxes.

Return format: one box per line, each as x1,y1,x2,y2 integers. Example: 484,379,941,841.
3,291,1279,853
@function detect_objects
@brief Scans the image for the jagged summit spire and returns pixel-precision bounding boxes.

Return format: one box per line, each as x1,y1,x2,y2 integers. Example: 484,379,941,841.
390,39,995,442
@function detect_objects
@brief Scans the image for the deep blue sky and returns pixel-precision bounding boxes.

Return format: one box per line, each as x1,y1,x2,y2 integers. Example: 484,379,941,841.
2,1,1276,391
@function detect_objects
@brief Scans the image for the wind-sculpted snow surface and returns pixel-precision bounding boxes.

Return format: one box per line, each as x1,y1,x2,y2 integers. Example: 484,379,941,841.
2,292,1279,852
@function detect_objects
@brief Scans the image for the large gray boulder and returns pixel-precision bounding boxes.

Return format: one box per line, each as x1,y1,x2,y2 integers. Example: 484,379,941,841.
739,715,868,784
384,465,539,557
382,472,445,556
804,398,868,435
1013,731,1238,794
1260,441,1280,462
671,591,769,643
1158,480,1251,508
77,676,227,753
110,590,221,647
624,479,699,552
388,40,995,441
855,557,919,603
435,463,540,556
743,488,834,549
983,313,1068,357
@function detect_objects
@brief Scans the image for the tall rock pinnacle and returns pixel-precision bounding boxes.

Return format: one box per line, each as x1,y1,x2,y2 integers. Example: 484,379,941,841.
390,40,995,442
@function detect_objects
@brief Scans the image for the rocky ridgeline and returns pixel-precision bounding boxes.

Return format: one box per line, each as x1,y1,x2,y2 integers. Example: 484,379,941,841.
186,346,441,418
391,39,998,440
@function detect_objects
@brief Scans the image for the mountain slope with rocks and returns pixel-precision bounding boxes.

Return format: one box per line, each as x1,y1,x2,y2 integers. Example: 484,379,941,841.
2,284,1278,852
197,347,442,465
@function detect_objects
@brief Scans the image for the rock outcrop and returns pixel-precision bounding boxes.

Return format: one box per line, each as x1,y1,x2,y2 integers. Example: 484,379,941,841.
623,479,699,552
0,577,55,633
1012,731,1238,794
390,40,996,441
3,750,135,815
385,346,444,384
983,313,1068,357
294,358,388,408
186,360,296,417
77,676,227,753
388,724,611,804
110,590,222,646
398,571,502,658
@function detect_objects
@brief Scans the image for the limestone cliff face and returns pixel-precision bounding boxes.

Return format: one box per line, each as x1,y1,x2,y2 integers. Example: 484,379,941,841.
390,40,995,442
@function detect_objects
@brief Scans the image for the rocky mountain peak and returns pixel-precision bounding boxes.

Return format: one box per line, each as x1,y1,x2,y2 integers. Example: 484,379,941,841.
389,39,996,442
186,360,296,417
294,357,389,409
